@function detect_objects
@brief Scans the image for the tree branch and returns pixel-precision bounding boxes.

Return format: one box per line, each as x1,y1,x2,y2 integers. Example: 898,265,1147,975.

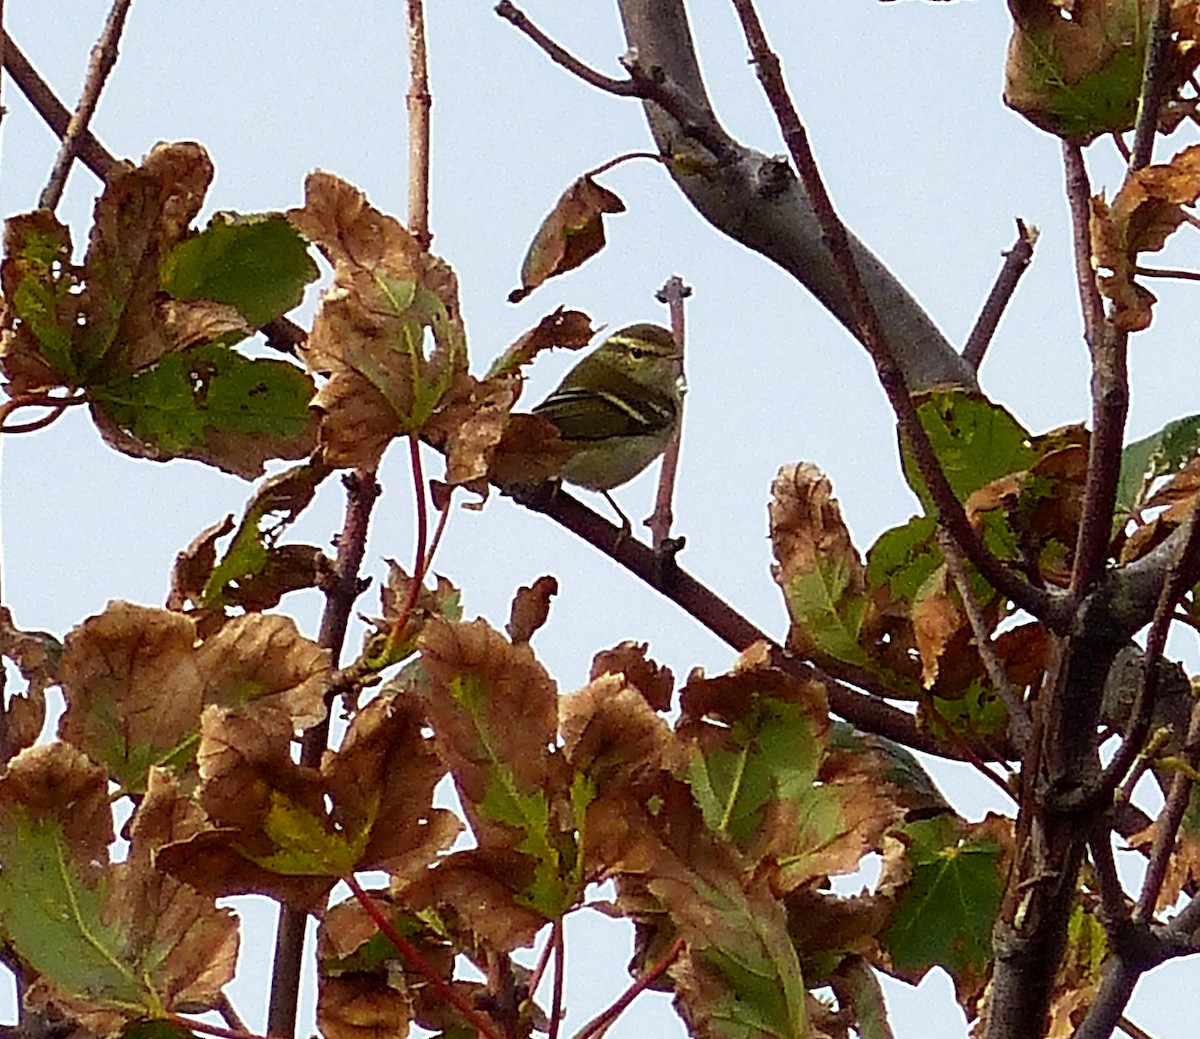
1064,143,1129,604
268,471,380,1037
605,0,978,392
1,30,117,180
1129,0,1173,173
962,219,1037,371
39,0,131,210
648,275,690,550
723,0,1058,627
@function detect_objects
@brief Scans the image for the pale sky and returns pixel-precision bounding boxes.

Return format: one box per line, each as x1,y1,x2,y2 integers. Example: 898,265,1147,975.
3,3,1199,1037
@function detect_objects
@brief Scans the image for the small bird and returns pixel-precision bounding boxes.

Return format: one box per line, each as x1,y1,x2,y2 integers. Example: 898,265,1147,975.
533,322,684,528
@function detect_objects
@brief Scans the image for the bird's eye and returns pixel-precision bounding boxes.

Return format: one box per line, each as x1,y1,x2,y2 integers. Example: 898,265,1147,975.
629,347,647,360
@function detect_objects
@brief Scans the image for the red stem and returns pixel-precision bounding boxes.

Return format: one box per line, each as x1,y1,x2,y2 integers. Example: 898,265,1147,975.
385,434,431,657
344,874,502,1039
573,936,685,1039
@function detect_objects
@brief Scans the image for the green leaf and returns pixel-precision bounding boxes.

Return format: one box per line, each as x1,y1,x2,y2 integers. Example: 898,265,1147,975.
161,214,318,327
453,672,571,918
90,343,315,477
1116,413,1200,518
245,789,365,877
882,816,1003,985
901,392,1036,510
0,809,142,1007
201,461,330,608
866,515,939,602
687,699,821,847
783,557,875,670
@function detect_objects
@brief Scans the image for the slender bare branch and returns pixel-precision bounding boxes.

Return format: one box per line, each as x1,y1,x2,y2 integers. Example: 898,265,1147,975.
1136,265,1200,281
962,219,1037,371
648,275,691,550
1129,0,1173,173
1,31,117,179
496,0,737,164
1099,499,1200,798
725,0,1059,627
938,529,1032,752
268,471,381,1037
407,0,432,248
1090,832,1129,926
1136,695,1200,919
39,0,132,210
1064,143,1129,603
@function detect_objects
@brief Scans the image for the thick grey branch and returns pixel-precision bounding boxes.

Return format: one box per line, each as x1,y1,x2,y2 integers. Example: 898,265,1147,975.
615,0,976,392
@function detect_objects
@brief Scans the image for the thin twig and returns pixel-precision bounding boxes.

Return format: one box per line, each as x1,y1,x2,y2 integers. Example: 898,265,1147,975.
384,436,430,658
171,1016,281,1039
1090,832,1130,925
585,150,667,179
1100,495,1200,800
1135,694,1200,919
549,920,565,1039
727,0,1058,627
1135,265,1200,282
345,875,503,1039
525,922,557,1008
1129,0,1173,173
0,0,7,137
495,1,636,95
406,0,432,249
572,936,685,1039
268,470,381,1038
962,219,1037,371
938,529,1032,751
648,275,691,550
1117,1016,1158,1039
39,0,132,210
1,31,117,180
1064,142,1129,603
0,391,86,433
216,993,250,1037
495,1,736,164
1063,143,1105,359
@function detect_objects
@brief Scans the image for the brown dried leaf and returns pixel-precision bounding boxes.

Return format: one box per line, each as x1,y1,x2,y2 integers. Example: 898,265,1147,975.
508,177,626,303
770,463,878,676
488,412,574,489
911,567,965,689
59,602,205,792
417,618,561,851
396,849,549,952
84,142,216,378
506,575,558,644
196,613,331,730
0,210,78,393
486,307,598,379
289,172,466,466
116,770,239,1012
0,741,112,877
169,514,236,611
308,370,400,470
423,368,521,494
561,672,680,805
323,691,461,877
1004,0,1155,141
1093,144,1200,331
158,705,336,910
0,607,60,754
318,972,414,1039
590,640,675,713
